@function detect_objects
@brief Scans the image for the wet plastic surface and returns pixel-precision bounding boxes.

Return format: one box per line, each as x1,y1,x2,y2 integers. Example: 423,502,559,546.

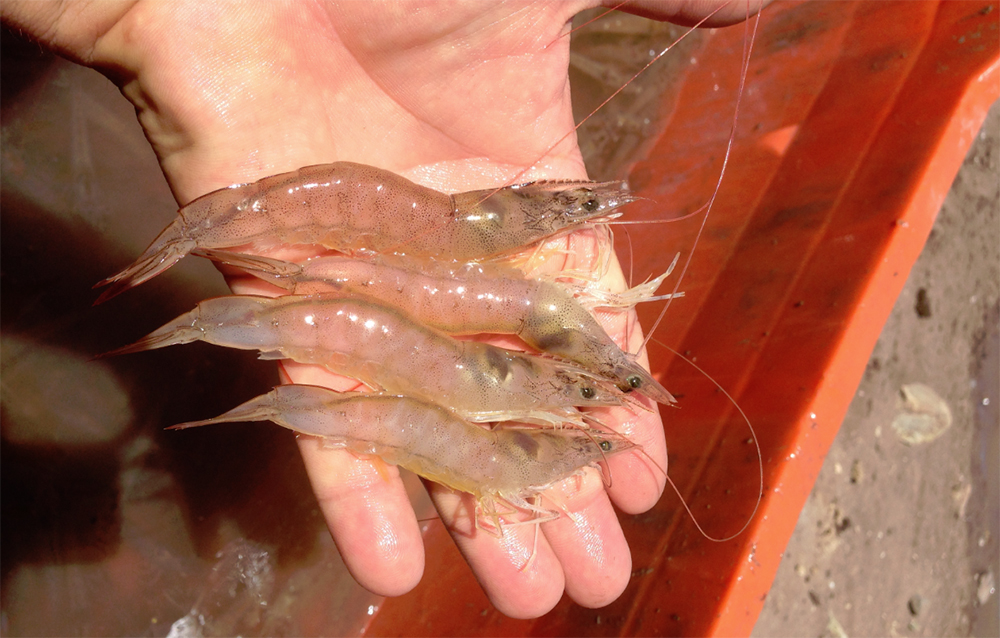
363,1,999,635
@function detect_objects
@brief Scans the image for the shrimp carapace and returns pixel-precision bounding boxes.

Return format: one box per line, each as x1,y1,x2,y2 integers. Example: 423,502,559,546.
219,253,676,405
170,386,638,526
446,179,633,256
93,162,634,304
102,294,626,426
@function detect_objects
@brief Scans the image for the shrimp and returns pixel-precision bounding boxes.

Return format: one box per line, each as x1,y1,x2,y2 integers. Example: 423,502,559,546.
102,294,627,426
226,252,676,403
168,385,638,532
93,162,636,304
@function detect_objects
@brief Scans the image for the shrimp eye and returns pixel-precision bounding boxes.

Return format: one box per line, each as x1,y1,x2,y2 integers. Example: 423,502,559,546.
627,375,642,389
582,198,599,212
580,386,596,399
599,440,612,452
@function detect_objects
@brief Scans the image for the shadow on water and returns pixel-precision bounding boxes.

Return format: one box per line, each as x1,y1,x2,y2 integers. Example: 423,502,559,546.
2,27,376,637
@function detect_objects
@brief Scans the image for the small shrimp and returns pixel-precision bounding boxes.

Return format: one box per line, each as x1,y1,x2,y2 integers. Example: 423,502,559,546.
93,162,635,304
168,385,638,531
229,252,675,404
102,294,626,426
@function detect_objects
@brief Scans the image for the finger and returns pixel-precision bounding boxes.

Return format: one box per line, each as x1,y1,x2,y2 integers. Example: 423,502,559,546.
539,468,632,608
587,246,669,514
594,332,670,515
427,486,566,619
283,362,426,597
600,0,770,27
602,404,669,515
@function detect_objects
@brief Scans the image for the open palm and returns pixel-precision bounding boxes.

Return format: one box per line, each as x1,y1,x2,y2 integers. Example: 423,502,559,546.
3,0,745,617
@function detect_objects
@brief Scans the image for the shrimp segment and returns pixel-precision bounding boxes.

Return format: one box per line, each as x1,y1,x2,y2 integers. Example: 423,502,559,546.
94,162,635,303
238,253,675,404
104,294,626,426
170,386,637,528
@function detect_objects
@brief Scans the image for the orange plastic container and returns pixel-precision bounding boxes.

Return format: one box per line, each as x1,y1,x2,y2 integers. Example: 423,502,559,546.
364,1,999,635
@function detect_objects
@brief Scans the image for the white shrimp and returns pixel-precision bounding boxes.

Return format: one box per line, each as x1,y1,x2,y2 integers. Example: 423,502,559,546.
102,294,629,426
224,252,676,403
169,385,638,532
94,162,636,303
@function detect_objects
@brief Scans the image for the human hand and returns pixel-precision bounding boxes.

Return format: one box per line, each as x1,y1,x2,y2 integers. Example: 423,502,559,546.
2,0,749,617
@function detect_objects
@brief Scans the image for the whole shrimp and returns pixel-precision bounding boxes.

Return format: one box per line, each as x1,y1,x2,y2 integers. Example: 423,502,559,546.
103,294,627,426
170,385,638,533
230,252,676,403
93,162,635,303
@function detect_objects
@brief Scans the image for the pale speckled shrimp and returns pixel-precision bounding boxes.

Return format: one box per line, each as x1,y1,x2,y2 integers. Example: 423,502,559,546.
228,252,676,404
93,161,635,304
103,294,626,427
168,386,637,531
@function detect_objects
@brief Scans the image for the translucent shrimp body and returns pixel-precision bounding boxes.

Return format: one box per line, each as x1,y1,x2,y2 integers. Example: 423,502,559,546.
94,162,635,303
248,254,675,404
170,386,637,522
106,294,624,425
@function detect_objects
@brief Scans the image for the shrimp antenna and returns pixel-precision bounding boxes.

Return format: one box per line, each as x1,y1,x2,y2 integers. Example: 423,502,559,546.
620,225,637,351
631,442,669,487
651,336,763,542
606,200,712,226
624,225,635,289
638,0,762,357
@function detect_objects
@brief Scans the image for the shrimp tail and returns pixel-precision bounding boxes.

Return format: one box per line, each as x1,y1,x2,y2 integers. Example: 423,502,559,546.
168,390,279,430
96,308,203,358
93,219,196,305
194,248,302,288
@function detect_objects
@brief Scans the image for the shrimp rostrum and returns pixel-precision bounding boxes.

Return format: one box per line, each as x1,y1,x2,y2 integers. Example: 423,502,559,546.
103,294,628,426
170,386,637,532
93,162,635,303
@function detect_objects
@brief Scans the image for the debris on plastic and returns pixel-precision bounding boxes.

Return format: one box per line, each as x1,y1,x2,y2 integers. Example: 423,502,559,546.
849,460,863,485
827,610,849,638
915,288,932,318
952,482,972,519
977,570,996,606
166,539,275,638
890,384,952,445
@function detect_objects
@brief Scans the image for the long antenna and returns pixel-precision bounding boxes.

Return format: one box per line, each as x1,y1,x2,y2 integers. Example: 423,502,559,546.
638,2,762,356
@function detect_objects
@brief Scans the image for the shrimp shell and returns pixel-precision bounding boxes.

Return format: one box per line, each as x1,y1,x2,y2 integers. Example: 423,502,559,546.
170,386,637,523
94,162,635,303
232,253,675,403
103,294,627,426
